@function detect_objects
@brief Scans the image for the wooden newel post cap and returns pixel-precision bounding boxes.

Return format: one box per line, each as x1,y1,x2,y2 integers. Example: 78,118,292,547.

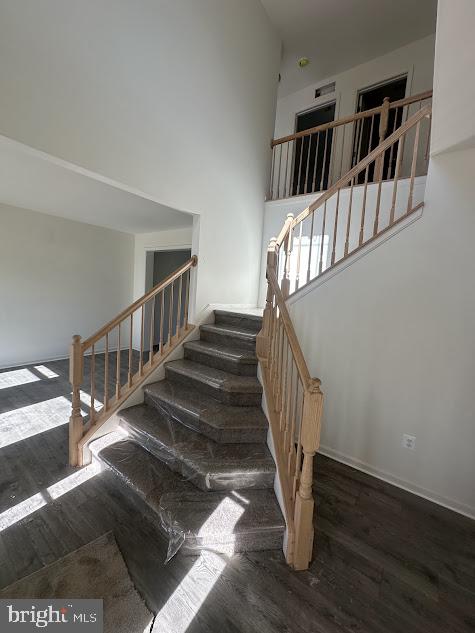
307,377,322,394
72,334,81,345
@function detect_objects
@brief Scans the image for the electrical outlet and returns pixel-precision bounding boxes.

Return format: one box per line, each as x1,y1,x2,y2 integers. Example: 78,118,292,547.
402,434,416,450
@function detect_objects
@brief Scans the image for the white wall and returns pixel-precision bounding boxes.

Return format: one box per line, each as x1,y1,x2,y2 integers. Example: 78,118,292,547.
274,34,435,141
0,204,134,367
431,0,475,154
0,0,280,313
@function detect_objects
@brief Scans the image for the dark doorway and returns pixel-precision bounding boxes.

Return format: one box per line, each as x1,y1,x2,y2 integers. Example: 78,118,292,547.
145,248,191,350
292,101,336,196
352,76,407,182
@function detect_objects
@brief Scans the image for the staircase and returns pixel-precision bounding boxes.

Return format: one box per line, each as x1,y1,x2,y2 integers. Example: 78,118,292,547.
91,310,285,557
69,94,433,569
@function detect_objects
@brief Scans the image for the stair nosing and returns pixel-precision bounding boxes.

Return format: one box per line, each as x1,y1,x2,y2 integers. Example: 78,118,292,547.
165,359,262,394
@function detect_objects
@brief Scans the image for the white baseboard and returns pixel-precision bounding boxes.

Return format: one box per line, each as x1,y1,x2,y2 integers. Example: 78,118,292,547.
319,444,475,520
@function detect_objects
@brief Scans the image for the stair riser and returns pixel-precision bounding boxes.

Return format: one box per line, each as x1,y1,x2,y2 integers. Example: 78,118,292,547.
165,365,262,406
175,530,284,556
120,419,274,491
214,312,263,333
183,346,257,376
144,391,267,444
200,328,257,352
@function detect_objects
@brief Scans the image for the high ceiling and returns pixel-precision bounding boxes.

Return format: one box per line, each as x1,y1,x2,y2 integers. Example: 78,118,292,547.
261,0,438,97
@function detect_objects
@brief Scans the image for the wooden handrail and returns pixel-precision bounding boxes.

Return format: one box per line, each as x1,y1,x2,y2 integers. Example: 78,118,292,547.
272,89,432,147
69,255,198,467
267,267,314,389
82,255,197,350
275,104,431,249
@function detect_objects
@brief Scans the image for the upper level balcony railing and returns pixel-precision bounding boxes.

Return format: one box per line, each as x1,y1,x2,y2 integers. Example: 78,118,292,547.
268,90,432,202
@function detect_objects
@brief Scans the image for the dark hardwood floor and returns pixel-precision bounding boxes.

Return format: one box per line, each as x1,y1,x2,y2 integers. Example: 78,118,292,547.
0,358,474,632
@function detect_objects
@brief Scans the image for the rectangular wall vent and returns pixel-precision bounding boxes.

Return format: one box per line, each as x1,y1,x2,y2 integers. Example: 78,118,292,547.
315,82,335,99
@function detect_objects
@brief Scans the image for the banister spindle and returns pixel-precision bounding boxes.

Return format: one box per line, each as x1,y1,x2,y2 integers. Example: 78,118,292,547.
168,281,174,346
159,291,165,353
115,322,121,399
359,165,370,245
128,313,133,388
69,335,84,466
318,202,327,275
296,138,304,195
344,177,355,256
373,152,384,236
139,305,144,375
295,222,303,291
90,344,96,425
389,135,404,225
149,297,156,364
183,271,190,331
277,144,283,199
311,132,320,193
320,129,329,191
407,121,421,213
304,134,311,194
306,211,315,284
104,333,109,410
269,146,276,200
176,275,183,336
331,189,340,265
375,96,390,181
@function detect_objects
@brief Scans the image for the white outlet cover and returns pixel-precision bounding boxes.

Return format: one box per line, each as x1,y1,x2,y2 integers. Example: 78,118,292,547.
402,434,416,450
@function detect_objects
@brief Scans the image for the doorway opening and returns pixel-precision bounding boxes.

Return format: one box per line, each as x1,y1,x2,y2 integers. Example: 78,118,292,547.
144,248,192,351
352,75,407,182
292,101,336,196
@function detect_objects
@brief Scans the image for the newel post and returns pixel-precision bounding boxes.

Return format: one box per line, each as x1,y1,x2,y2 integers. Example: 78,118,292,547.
256,238,278,364
375,96,390,180
69,335,84,467
293,377,324,570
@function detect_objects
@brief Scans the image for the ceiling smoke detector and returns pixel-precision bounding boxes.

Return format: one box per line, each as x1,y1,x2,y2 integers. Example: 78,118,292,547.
297,57,310,68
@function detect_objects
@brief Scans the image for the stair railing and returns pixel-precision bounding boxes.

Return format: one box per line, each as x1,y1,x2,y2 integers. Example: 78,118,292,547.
258,102,432,569
269,89,432,201
257,246,323,570
276,103,432,298
69,256,198,467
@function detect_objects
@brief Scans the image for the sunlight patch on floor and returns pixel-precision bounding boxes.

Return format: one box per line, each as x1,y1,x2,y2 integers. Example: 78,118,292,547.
0,462,104,531
0,492,47,531
151,552,226,633
0,396,72,448
47,462,101,500
152,496,245,633
0,368,41,390
34,365,59,379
